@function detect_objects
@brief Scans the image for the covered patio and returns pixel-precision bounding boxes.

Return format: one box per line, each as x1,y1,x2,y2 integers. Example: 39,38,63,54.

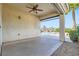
0,3,70,56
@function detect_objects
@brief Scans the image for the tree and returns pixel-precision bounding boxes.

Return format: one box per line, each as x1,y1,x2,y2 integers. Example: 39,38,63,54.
70,3,79,30
72,6,76,30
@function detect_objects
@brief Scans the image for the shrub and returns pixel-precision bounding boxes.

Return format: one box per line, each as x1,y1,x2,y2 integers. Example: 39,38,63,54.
54,28,59,32
65,28,72,33
69,30,78,42
77,25,79,36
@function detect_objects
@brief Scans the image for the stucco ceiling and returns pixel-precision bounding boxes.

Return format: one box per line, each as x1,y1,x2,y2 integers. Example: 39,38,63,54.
7,3,58,17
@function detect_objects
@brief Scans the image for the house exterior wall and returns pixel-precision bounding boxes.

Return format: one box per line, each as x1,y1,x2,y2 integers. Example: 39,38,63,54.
0,4,2,54
2,4,40,42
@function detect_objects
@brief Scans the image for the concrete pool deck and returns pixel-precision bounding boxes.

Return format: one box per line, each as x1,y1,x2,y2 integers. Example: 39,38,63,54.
41,32,72,42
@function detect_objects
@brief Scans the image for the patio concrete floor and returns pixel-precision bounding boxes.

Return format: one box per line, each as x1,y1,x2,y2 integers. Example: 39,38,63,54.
2,35,62,56
52,42,79,56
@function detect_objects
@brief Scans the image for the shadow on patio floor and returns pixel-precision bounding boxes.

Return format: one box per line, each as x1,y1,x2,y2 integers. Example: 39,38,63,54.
51,42,79,56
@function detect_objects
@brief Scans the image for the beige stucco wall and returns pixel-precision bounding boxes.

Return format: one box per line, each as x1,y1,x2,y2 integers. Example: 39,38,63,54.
0,4,2,54
2,4,40,42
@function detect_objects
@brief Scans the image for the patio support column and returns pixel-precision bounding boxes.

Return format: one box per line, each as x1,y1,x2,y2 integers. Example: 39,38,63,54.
59,14,65,42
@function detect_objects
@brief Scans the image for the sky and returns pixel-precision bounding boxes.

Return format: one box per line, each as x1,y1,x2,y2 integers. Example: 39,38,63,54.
40,8,79,28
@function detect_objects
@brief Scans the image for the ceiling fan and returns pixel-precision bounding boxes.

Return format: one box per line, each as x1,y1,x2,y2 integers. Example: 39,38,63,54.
26,4,43,14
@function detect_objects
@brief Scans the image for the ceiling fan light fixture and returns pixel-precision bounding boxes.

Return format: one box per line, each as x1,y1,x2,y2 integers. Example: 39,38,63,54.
26,4,43,14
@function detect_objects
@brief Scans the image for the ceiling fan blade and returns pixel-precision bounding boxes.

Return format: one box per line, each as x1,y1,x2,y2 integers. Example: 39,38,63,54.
29,10,33,12
36,9,43,11
26,6,33,9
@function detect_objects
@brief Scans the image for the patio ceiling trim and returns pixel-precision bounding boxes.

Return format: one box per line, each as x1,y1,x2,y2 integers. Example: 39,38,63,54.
52,3,64,14
40,14,59,21
52,3,70,14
